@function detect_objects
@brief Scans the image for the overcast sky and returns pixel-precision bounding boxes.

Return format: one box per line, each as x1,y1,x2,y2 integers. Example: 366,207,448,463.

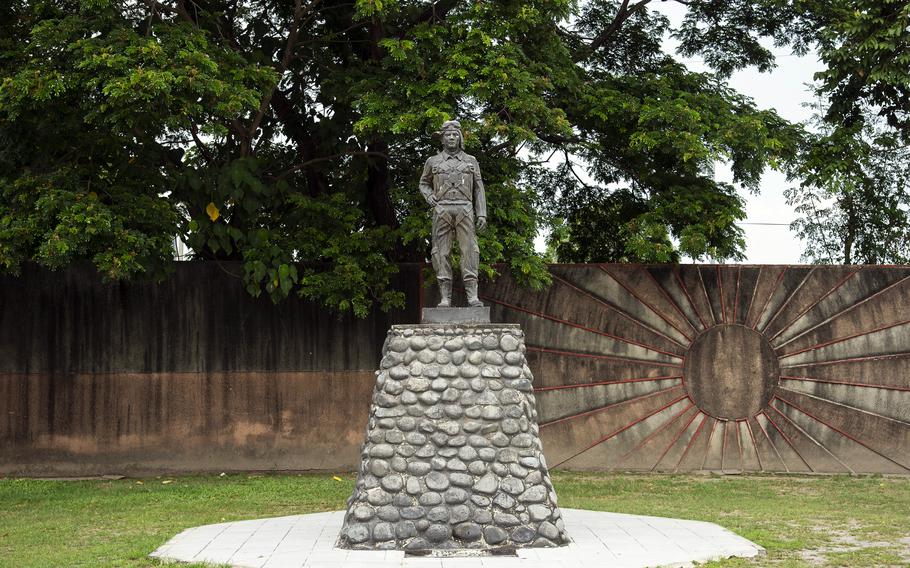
656,2,824,264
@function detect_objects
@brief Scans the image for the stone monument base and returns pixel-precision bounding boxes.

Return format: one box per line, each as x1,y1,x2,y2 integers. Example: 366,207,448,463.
421,306,490,324
337,323,569,551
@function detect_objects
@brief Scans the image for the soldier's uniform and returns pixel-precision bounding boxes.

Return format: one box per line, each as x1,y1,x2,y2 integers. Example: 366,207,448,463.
419,146,486,299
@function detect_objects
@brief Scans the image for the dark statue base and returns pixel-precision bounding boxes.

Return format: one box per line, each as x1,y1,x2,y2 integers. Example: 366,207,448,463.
422,307,491,324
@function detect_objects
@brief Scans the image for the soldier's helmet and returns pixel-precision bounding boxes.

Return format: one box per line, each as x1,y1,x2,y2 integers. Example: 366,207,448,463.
436,120,464,149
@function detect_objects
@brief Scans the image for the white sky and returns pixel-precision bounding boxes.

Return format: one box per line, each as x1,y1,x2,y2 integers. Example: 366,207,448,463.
657,2,823,264
535,3,822,264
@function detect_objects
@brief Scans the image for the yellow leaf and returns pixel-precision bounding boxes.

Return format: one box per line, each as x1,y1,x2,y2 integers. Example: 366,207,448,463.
333,476,343,482
162,480,173,485
206,202,220,221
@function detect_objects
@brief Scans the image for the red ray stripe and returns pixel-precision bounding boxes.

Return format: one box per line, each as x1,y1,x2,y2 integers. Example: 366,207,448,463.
745,419,764,471
539,386,684,429
652,408,702,471
762,410,814,472
534,375,682,392
674,414,709,472
744,266,763,327
761,266,817,333
768,399,855,473
526,345,684,368
768,268,860,342
717,266,727,324
700,418,720,471
552,393,690,468
480,295,683,358
602,267,695,342
675,268,709,330
755,415,788,472
780,376,910,393
696,267,717,326
778,318,910,359
774,392,910,472
550,273,688,350
753,268,787,330
780,352,910,368
615,402,695,467
775,274,910,350
732,266,741,324
640,268,699,337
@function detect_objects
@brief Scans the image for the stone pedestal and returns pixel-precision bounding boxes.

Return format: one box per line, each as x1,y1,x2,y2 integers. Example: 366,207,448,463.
337,324,569,552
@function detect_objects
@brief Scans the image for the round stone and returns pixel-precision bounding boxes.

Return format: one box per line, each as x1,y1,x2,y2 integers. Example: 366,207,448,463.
464,406,482,418
371,444,395,458
431,378,448,391
450,473,473,487
369,459,390,477
367,488,393,505
498,448,518,463
419,420,436,433
500,334,520,351
501,477,525,495
417,350,436,364
409,336,427,350
406,476,421,494
458,364,479,378
397,444,416,457
684,324,780,419
493,512,520,526
539,521,559,539
352,505,374,521
427,336,445,350
444,487,468,504
389,456,408,473
377,505,400,521
389,367,410,380
491,463,509,476
491,433,510,447
384,381,404,395
484,351,504,365
513,434,533,448
419,492,443,506
406,377,431,392
445,338,464,351
438,447,457,458
440,364,459,378
529,504,551,521
408,461,431,476
423,364,440,378
467,351,484,365
406,432,427,446
481,335,499,349
396,520,418,539
518,485,547,503
473,510,492,524
431,456,447,470
453,522,482,541
499,389,522,404
419,391,441,404
389,338,409,352
425,407,444,419
401,506,427,519
447,435,467,447
450,504,471,523
458,446,478,461
465,337,483,350
345,524,370,543
394,493,415,507
481,366,501,378
501,366,522,379
401,391,418,405
425,524,452,543
452,350,467,365
385,430,405,444
468,460,488,475
444,405,464,419
512,379,533,392
452,379,470,390
436,350,452,364
481,406,504,420
426,471,449,491
493,493,516,509
483,526,508,545
446,458,467,471
427,506,449,522
405,537,430,550
381,474,403,492
501,419,520,435
472,495,491,507
478,448,497,461
511,526,536,543
504,351,523,366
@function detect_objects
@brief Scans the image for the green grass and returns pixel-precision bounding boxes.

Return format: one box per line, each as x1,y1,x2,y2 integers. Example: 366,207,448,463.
0,472,908,567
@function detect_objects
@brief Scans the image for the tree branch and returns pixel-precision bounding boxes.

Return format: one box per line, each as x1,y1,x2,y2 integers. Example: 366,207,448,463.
139,0,195,25
574,0,653,62
248,0,321,145
274,150,390,179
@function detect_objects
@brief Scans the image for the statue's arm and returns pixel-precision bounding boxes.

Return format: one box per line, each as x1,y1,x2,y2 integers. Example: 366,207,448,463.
473,158,487,220
419,159,436,205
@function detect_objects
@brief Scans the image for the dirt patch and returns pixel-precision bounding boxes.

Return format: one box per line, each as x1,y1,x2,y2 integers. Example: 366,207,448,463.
799,521,902,566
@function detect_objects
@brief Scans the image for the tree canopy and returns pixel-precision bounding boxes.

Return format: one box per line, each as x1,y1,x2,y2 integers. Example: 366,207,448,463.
0,0,901,314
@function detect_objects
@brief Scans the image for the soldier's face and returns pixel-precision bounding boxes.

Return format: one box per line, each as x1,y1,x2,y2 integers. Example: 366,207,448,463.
443,131,460,150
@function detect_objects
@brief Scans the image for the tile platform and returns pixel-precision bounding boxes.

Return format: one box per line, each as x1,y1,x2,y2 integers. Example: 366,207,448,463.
151,508,763,568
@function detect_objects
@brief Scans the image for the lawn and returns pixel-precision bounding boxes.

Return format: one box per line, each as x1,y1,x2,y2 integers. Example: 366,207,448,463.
0,472,907,567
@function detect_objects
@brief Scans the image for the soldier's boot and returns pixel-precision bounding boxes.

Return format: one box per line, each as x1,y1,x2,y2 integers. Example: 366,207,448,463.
437,279,452,307
465,278,484,307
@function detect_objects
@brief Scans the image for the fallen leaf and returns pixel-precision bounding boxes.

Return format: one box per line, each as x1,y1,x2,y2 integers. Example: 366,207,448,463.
206,202,220,221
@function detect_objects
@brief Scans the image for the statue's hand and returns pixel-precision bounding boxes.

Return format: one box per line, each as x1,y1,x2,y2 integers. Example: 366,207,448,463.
477,216,487,233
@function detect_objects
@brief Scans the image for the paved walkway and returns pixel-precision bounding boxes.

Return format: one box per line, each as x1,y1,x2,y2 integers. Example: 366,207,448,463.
150,508,764,568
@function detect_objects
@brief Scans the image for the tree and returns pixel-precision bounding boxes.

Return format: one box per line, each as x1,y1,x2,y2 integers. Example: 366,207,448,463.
786,106,910,264
784,0,910,264
1,0,806,314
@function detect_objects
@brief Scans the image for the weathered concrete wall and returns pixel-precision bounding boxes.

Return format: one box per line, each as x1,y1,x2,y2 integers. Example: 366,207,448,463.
2,263,908,475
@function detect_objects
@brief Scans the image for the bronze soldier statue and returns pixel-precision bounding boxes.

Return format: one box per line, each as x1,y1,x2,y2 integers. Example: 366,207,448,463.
419,120,487,308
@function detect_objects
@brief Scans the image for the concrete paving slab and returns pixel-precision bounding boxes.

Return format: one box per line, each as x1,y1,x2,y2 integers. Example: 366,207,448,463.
150,509,764,568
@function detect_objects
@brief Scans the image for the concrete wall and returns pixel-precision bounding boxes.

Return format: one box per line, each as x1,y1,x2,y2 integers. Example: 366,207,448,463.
2,263,908,475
